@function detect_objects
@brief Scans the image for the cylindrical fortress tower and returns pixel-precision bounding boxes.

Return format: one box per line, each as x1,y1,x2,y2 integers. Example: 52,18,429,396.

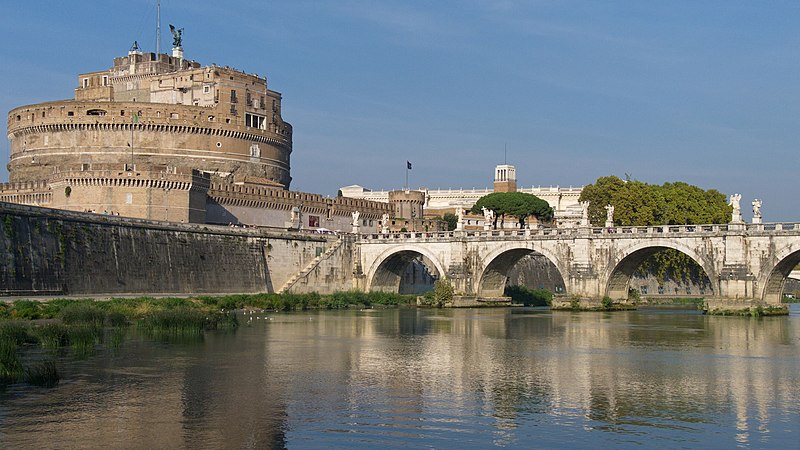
8,100,292,186
7,49,292,189
388,190,426,220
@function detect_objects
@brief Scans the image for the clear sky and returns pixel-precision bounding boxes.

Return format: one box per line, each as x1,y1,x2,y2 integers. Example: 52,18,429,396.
1,1,798,220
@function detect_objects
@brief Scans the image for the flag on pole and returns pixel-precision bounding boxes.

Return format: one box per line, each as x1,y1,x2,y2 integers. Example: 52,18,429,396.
407,161,412,170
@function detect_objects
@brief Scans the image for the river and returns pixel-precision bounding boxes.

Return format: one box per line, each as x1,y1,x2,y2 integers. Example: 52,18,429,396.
1,305,799,449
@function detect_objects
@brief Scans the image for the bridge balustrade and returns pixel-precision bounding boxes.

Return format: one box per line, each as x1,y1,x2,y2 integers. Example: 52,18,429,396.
357,222,800,242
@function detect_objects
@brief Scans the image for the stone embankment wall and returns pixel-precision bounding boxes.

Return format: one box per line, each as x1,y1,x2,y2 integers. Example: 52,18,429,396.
0,202,353,297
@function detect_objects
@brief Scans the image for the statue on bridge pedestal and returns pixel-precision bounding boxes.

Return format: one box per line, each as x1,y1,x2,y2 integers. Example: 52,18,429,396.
456,208,465,231
351,210,361,234
752,199,762,224
605,204,615,228
381,213,390,234
729,193,742,223
481,207,494,230
580,201,590,227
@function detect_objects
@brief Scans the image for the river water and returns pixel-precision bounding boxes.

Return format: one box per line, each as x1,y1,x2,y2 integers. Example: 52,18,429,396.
1,305,799,449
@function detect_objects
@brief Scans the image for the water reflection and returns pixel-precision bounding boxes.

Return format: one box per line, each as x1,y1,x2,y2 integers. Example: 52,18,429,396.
1,306,798,448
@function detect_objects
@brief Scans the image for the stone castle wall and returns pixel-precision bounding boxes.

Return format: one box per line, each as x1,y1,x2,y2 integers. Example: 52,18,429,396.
0,202,352,297
8,100,292,186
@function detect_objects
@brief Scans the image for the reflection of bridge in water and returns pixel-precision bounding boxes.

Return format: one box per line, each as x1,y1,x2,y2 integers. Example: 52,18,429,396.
355,223,800,310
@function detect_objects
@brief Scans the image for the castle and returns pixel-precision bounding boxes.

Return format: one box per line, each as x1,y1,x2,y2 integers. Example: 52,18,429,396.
3,42,390,231
3,40,580,233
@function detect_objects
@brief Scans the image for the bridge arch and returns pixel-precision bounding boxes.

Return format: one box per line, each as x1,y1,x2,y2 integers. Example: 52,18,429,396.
759,245,800,304
477,242,568,297
605,240,717,300
365,245,446,294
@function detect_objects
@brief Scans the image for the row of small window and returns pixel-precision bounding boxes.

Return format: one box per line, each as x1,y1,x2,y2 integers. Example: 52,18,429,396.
81,76,110,88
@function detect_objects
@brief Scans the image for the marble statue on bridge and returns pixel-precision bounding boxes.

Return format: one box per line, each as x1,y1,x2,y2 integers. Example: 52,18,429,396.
456,208,465,231
605,204,615,228
752,199,762,224
580,201,590,227
381,213,390,234
481,207,494,231
729,193,742,223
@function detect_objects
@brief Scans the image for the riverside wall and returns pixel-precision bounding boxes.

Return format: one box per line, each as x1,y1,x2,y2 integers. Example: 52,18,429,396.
0,202,354,297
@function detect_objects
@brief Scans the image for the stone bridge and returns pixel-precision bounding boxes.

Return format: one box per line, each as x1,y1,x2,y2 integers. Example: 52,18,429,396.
354,223,800,310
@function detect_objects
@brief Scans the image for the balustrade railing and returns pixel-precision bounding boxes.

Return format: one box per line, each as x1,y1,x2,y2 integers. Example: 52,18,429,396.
357,222,800,241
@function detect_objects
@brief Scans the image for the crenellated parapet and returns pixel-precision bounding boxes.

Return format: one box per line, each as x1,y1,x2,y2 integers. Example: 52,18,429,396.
208,181,390,220
0,181,52,206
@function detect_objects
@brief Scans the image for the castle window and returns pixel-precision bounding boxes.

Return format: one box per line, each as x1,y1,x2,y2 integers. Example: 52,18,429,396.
67,111,74,116
120,110,125,116
207,115,215,122
126,193,133,204
16,115,21,121
102,76,108,86
260,96,265,109
246,92,252,106
245,113,265,129
216,142,222,148
230,90,237,103
86,109,107,116
203,85,210,94
170,113,179,119
82,163,91,171
82,78,89,88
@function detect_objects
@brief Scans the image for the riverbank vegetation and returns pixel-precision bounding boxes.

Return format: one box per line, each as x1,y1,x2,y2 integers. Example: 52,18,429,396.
504,285,553,306
0,292,415,387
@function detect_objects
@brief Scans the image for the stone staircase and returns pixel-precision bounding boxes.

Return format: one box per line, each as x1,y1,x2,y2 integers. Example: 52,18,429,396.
278,237,345,294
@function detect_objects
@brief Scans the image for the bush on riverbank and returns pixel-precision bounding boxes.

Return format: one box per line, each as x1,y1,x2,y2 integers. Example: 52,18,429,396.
504,285,553,307
197,291,415,311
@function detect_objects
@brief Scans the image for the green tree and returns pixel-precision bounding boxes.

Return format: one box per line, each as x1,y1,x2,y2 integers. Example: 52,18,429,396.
579,175,732,289
442,213,458,231
577,176,626,226
471,192,554,228
579,176,731,227
433,279,454,307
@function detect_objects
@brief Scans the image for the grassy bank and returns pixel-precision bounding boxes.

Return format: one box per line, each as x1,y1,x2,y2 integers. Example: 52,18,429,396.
0,291,415,322
0,297,246,387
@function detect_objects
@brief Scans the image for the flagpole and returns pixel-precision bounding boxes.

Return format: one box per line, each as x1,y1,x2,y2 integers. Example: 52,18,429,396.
405,163,408,190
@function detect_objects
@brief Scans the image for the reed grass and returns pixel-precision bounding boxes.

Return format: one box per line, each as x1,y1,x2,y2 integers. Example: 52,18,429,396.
0,340,23,383
137,307,209,338
34,323,70,349
23,360,59,387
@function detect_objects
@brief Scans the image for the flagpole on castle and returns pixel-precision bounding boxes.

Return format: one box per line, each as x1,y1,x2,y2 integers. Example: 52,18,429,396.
405,161,411,190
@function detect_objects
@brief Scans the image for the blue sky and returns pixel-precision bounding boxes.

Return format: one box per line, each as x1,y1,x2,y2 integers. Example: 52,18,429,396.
1,1,798,220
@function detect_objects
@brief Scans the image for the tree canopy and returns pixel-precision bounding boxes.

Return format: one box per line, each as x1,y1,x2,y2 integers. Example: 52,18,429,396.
470,192,554,228
579,175,730,286
579,176,730,227
442,213,458,231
